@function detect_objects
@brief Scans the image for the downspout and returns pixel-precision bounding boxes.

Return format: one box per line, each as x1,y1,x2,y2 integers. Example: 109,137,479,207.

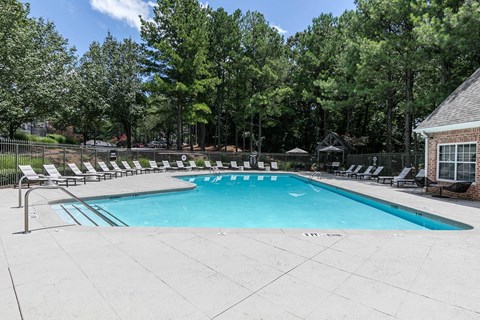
420,130,429,177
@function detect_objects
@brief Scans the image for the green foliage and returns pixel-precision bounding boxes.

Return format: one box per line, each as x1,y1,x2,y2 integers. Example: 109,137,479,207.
0,0,75,138
2,0,480,156
13,132,57,144
141,0,215,150
47,134,66,144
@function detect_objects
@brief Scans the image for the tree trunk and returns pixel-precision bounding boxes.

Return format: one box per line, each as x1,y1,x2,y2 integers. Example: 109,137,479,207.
189,124,194,151
404,68,414,166
323,109,328,138
8,124,16,139
123,121,132,149
249,114,254,153
235,123,238,153
200,123,206,151
82,131,88,146
258,112,262,155
176,98,183,151
386,98,393,153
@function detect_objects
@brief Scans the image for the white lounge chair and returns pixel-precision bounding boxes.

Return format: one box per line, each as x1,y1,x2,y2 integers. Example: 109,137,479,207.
230,161,240,170
97,161,124,178
122,161,145,174
84,162,116,179
109,161,133,176
162,160,178,171
68,163,104,181
148,161,166,172
257,162,266,170
270,162,279,171
189,160,203,170
17,165,61,188
176,160,192,171
243,161,252,170
132,160,154,173
43,164,86,185
215,161,226,170
204,161,213,170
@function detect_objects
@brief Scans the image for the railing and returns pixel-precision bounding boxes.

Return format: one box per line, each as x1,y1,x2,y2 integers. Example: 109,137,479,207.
22,185,118,233
1,138,313,187
308,171,321,181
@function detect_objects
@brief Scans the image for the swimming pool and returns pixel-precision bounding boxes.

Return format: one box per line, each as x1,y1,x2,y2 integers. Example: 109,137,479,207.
52,174,469,230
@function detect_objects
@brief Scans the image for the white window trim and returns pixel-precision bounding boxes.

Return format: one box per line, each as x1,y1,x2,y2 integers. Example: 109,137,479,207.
436,141,477,183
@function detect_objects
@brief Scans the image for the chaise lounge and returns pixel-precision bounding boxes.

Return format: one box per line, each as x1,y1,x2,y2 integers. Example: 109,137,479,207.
43,164,86,185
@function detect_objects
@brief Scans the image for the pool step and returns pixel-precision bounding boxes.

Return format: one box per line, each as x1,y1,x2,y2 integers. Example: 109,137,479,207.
54,204,128,227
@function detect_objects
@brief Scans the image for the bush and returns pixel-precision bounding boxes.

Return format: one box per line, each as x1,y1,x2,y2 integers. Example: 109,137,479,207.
47,134,67,144
13,132,57,144
137,157,150,167
36,137,57,144
13,131,29,141
279,161,291,171
196,158,205,167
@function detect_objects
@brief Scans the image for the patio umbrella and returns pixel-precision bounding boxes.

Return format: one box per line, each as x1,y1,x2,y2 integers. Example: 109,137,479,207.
318,145,342,152
318,145,344,162
286,147,309,154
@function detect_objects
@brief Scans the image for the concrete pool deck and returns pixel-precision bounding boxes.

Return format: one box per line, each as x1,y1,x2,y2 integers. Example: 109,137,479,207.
1,171,480,319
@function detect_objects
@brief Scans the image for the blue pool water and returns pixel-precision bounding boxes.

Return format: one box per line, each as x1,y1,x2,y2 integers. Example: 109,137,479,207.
52,174,468,230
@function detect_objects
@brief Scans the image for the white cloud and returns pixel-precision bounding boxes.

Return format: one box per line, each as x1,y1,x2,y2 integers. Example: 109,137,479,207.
272,24,287,35
90,0,152,31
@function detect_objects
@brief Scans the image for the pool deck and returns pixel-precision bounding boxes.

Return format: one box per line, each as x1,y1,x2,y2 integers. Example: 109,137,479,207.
1,171,480,319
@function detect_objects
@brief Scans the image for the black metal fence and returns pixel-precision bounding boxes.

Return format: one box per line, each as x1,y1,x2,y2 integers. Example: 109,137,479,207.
346,152,425,176
0,139,313,187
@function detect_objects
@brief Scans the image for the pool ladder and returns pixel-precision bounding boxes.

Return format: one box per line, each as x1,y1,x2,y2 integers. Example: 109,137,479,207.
308,171,321,181
20,184,120,234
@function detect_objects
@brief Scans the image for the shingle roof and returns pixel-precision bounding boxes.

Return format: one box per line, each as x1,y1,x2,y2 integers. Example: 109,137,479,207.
416,67,480,131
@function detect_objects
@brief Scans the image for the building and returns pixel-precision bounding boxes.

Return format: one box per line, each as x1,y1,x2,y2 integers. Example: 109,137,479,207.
414,68,480,199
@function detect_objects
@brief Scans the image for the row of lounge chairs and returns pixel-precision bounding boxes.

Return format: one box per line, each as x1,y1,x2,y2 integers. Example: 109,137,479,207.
18,159,280,188
333,164,472,197
334,165,385,180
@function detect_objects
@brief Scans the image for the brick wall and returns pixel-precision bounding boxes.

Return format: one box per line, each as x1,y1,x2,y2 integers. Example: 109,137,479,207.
428,127,480,200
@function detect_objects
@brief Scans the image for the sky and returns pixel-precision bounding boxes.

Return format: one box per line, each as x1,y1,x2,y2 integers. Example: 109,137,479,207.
23,0,356,56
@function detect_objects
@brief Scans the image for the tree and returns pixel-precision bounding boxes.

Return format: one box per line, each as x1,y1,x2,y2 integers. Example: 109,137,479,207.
63,42,109,145
205,8,242,150
0,0,75,138
141,0,215,150
240,11,290,154
103,35,146,149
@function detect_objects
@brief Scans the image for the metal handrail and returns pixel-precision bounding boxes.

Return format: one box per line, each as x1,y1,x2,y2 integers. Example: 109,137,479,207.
308,171,321,181
18,174,51,208
23,185,118,233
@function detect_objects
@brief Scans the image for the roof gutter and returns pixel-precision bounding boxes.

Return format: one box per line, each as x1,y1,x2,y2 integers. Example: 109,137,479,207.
413,120,480,134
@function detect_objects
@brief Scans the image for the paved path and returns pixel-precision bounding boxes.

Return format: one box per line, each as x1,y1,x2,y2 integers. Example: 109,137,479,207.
1,171,480,319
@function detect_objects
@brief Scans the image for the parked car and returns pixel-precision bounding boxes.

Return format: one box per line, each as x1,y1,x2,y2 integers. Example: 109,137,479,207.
147,140,167,148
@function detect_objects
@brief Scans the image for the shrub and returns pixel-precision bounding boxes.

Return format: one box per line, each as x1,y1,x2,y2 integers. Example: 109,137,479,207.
137,157,150,167
36,137,57,144
279,161,291,171
47,134,67,144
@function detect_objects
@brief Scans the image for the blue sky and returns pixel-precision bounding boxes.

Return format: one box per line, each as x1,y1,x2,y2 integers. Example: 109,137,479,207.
24,0,356,56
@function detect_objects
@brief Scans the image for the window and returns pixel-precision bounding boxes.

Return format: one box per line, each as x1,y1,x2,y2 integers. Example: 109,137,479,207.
438,143,476,182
